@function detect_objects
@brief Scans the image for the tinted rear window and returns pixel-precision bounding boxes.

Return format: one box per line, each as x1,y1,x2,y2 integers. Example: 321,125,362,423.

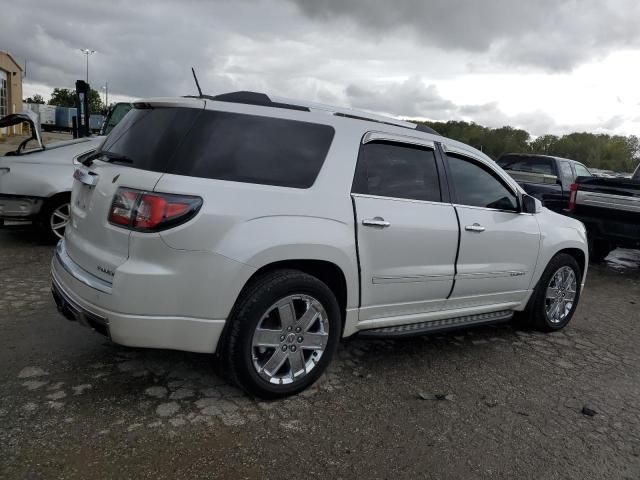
100,107,201,173
497,155,556,176
101,107,335,189
172,110,335,188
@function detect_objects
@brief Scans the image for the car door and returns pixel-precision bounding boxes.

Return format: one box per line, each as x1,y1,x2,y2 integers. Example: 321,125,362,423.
352,132,459,324
443,148,541,310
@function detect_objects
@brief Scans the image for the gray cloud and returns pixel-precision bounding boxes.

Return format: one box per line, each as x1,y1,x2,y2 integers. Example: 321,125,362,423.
348,78,631,137
1,0,638,137
287,0,640,71
346,77,456,118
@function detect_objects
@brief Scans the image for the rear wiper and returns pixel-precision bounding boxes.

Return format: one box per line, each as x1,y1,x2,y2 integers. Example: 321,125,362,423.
82,151,134,167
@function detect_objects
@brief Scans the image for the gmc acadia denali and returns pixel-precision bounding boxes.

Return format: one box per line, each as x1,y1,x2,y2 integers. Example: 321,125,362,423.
51,92,588,398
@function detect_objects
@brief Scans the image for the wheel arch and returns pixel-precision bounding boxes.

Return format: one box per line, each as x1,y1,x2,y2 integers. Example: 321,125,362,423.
241,259,348,329
215,258,351,359
556,247,586,278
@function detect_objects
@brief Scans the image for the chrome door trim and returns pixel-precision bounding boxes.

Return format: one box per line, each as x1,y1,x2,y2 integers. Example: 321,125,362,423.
455,271,527,280
352,193,447,207
373,273,454,284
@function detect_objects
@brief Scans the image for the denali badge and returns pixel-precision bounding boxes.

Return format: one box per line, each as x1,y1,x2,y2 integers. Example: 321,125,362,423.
97,265,115,277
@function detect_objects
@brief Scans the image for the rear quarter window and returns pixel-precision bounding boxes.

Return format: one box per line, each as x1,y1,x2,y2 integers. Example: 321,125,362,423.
171,110,335,188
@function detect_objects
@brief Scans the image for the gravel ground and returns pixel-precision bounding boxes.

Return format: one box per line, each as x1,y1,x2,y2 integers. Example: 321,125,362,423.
0,228,639,479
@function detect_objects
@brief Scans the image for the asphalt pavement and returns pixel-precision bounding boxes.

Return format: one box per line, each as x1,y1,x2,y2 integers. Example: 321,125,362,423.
1,227,639,479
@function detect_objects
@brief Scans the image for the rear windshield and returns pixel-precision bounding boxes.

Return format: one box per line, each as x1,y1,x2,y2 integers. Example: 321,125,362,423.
100,106,335,189
99,107,201,173
497,155,556,176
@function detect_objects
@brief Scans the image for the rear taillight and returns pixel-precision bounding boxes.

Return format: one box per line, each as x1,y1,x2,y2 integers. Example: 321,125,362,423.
568,183,578,211
108,188,202,232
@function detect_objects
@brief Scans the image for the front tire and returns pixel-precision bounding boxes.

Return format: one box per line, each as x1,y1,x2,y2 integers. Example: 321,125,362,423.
519,253,582,332
222,269,341,399
39,196,70,243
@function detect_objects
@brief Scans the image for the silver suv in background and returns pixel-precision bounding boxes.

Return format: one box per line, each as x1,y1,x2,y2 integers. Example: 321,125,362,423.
51,92,588,398
0,103,131,240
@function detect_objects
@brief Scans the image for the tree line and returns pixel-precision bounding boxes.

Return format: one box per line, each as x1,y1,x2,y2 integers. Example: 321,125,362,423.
417,120,640,173
24,88,106,115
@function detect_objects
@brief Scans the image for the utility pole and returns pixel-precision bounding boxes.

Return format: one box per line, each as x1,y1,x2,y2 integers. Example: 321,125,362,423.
79,49,96,83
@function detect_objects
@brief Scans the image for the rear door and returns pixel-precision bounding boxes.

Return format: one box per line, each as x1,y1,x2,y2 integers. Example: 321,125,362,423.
65,103,204,283
444,148,540,310
352,132,459,323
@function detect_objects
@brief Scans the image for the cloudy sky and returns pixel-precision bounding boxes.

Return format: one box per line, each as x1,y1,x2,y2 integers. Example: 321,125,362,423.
3,0,640,136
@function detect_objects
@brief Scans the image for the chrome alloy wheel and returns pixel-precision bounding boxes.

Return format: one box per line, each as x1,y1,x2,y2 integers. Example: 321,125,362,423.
50,203,70,239
251,294,329,385
545,266,577,324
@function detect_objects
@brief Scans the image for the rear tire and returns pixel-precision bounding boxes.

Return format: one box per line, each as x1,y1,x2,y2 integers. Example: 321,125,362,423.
38,196,70,243
221,269,341,399
518,253,581,332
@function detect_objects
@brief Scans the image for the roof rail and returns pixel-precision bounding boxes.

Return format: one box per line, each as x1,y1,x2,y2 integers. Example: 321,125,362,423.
202,90,439,135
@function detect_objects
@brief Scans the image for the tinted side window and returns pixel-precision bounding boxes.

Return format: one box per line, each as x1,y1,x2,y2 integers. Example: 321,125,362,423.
448,155,518,211
171,111,335,188
352,142,441,202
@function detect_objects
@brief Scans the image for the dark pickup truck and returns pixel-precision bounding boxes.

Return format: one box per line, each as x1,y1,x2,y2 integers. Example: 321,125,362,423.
568,166,640,261
497,154,593,213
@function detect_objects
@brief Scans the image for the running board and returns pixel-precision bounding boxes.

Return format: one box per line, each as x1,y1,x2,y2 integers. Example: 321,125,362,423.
357,310,514,338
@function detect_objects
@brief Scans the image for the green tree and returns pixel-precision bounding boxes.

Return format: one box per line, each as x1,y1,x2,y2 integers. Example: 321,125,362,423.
412,119,639,173
48,87,104,114
24,94,45,104
48,88,75,107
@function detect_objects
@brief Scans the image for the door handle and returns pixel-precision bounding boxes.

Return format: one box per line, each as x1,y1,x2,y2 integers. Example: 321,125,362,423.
465,223,485,232
362,217,391,228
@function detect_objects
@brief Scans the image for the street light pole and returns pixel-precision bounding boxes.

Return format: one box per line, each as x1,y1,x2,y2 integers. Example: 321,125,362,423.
102,81,109,109
79,49,96,84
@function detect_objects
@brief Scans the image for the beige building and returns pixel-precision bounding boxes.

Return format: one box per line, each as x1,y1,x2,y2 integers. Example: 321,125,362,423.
0,51,23,135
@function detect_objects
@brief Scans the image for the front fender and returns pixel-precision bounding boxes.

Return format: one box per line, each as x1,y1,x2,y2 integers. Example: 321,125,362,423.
532,219,589,288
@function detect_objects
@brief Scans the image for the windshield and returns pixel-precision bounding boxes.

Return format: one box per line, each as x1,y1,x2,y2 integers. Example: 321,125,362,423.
101,103,133,136
633,164,640,181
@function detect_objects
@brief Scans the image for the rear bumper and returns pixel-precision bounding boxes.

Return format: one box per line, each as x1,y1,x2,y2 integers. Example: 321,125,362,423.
50,240,228,353
0,194,43,219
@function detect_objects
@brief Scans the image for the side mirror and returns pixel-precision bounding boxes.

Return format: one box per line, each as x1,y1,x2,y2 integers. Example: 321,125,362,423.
522,194,542,214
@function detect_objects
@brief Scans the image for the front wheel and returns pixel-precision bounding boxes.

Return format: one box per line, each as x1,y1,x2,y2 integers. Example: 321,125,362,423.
39,196,70,243
519,253,582,332
221,269,341,399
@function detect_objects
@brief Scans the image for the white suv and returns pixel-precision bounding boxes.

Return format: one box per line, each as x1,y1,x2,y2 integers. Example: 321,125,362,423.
51,92,588,398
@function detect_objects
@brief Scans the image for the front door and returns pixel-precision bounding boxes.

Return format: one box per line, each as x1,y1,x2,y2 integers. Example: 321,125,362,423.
444,150,541,310
351,133,459,324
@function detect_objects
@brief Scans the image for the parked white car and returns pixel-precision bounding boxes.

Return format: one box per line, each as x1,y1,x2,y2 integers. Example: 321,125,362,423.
51,92,588,398
0,104,131,240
